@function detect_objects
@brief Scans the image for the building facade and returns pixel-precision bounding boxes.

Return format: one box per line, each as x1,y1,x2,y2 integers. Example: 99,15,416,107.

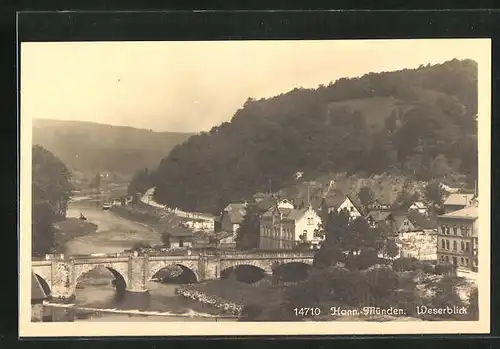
436,206,478,271
259,200,322,250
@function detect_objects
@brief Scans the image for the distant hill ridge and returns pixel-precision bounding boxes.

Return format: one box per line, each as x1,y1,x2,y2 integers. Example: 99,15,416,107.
32,118,193,175
152,59,478,214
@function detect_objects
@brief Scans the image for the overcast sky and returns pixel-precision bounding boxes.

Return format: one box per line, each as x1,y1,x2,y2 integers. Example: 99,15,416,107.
21,39,488,133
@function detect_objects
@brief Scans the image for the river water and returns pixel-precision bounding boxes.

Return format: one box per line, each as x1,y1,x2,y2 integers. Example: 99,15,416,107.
63,199,235,322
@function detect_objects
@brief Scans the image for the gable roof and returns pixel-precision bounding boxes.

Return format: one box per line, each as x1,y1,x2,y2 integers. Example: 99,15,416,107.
407,210,437,230
410,201,426,209
261,204,309,222
366,210,393,222
223,203,247,224
256,197,277,213
438,206,478,220
444,193,475,207
393,215,411,229
32,272,48,300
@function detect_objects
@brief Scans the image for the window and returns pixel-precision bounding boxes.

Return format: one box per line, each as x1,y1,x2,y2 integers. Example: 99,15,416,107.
453,241,457,251
441,256,445,261
441,225,446,235
350,207,354,212
446,240,450,250
445,256,449,262
464,226,470,237
453,226,458,235
441,240,445,249
452,257,457,265
465,258,469,266
446,226,450,234
460,257,464,264
307,217,314,226
465,242,470,252
461,241,465,251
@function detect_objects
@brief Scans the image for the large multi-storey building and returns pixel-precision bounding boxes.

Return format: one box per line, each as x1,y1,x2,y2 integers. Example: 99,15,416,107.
259,199,322,250
436,201,478,271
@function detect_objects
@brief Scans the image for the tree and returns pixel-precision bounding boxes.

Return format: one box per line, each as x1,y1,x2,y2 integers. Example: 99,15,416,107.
235,201,260,250
161,232,172,248
32,145,72,256
92,173,101,191
128,168,152,196
357,186,375,208
384,239,400,259
425,180,446,208
385,110,398,133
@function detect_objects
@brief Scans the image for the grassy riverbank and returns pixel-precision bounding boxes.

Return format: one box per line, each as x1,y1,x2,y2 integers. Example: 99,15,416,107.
52,218,98,253
109,203,181,233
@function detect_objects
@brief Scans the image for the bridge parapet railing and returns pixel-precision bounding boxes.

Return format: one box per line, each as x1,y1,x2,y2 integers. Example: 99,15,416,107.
148,255,200,261
72,257,131,264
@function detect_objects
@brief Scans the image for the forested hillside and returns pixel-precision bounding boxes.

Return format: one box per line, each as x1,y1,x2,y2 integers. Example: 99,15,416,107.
152,59,478,214
32,119,193,175
32,145,73,256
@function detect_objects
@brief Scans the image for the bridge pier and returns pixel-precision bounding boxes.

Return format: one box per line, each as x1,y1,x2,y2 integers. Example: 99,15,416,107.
126,256,149,293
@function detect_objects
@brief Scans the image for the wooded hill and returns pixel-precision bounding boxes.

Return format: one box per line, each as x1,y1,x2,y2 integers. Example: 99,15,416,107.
152,59,478,215
32,119,193,176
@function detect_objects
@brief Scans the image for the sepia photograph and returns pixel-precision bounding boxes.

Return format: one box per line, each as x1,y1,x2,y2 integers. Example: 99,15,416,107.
20,38,491,336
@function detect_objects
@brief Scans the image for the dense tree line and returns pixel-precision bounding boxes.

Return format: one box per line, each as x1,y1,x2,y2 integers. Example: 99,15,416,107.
32,145,72,256
127,168,153,196
153,59,478,214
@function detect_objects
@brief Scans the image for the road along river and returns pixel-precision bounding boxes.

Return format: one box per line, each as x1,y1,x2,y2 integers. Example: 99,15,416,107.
59,198,236,322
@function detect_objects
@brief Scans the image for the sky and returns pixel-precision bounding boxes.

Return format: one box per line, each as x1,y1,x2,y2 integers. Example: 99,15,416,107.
21,39,489,133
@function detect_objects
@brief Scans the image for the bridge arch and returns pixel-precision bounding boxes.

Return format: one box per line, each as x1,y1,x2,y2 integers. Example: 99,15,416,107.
271,261,312,281
73,263,128,294
34,273,51,296
148,261,200,283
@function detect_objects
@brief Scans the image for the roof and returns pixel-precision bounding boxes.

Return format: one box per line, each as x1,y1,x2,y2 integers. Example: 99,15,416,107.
323,192,346,208
261,205,308,222
32,272,48,300
410,201,426,209
366,210,393,222
256,197,277,213
407,210,437,230
214,231,234,241
393,215,410,228
438,206,478,220
223,203,247,224
168,225,195,237
444,193,475,207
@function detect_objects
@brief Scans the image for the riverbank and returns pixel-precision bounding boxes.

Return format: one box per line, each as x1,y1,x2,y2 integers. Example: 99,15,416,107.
109,203,182,233
52,218,98,253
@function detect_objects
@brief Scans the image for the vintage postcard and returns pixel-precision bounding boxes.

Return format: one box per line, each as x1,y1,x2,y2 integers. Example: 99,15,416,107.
19,38,491,336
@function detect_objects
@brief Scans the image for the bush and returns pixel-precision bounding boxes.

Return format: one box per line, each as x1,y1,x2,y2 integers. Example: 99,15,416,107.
392,257,418,272
434,263,457,276
356,248,380,270
241,303,263,321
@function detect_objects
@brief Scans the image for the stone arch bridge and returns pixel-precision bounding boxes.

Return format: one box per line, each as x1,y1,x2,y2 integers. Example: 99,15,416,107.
32,251,315,300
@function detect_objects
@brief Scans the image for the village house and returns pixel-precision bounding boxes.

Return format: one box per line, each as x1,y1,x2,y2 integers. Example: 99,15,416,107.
443,193,476,214
32,272,49,322
436,200,478,271
166,225,195,248
366,199,392,211
259,199,322,250
408,201,428,216
220,203,247,234
214,231,237,249
365,210,395,228
395,230,438,260
324,194,363,220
